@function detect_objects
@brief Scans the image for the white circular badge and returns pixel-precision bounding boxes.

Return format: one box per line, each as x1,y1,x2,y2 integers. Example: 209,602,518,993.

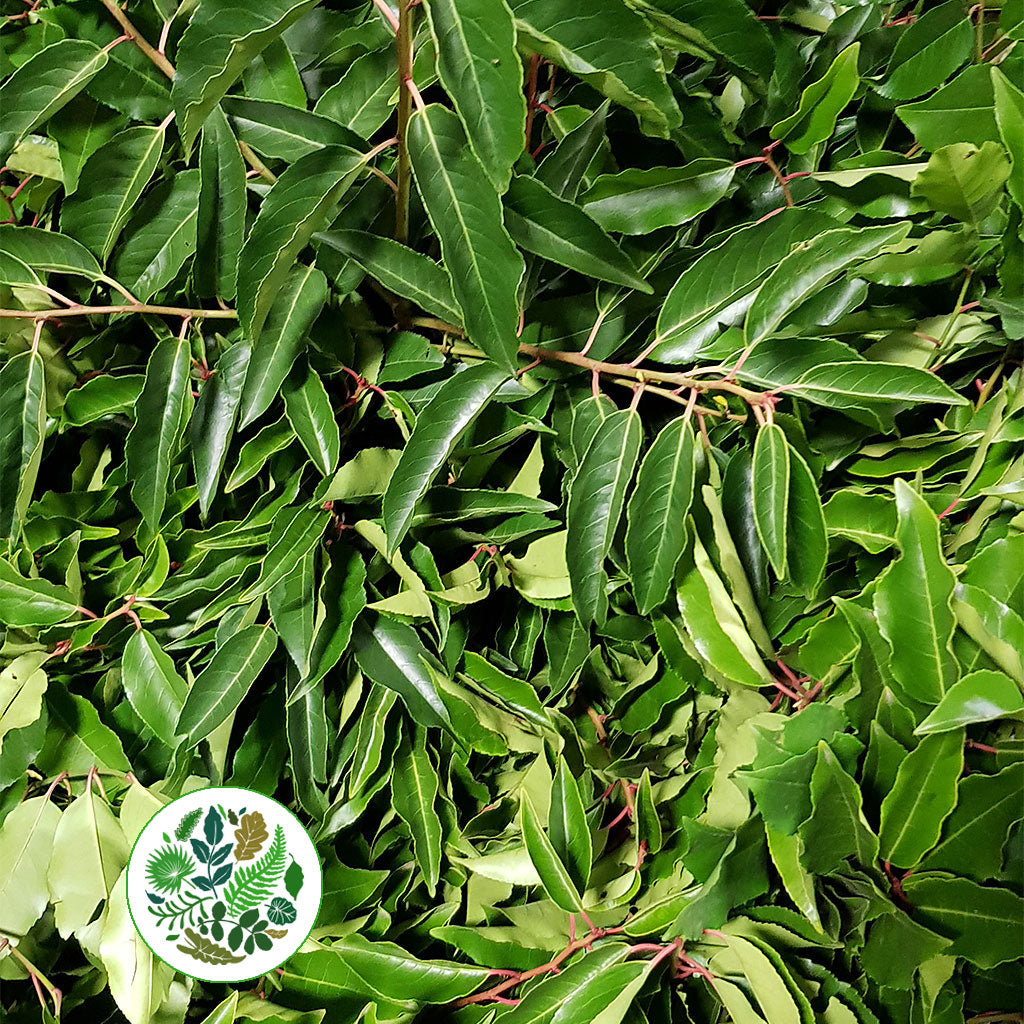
126,786,322,982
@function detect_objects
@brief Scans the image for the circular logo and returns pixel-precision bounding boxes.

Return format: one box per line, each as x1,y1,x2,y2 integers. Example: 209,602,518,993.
126,786,322,982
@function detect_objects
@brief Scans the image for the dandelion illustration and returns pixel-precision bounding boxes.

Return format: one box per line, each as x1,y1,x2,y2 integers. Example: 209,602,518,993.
266,897,296,925
146,844,196,895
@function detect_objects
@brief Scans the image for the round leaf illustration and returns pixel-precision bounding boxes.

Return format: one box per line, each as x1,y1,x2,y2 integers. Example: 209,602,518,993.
266,897,296,925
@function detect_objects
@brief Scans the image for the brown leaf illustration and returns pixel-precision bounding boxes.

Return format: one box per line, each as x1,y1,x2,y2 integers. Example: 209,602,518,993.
233,811,268,861
176,928,245,965
265,928,288,939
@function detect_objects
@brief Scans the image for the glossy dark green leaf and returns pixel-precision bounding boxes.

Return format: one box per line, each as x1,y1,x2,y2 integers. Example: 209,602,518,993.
424,0,525,191
0,351,44,545
914,669,1024,734
172,0,319,151
566,408,642,625
408,104,524,371
786,449,827,599
314,229,462,326
580,160,734,234
549,759,592,893
0,40,108,161
221,96,365,160
124,336,193,533
0,560,79,628
241,505,328,603
282,364,341,477
510,0,681,136
504,175,652,291
60,123,166,260
392,730,443,893
240,264,327,428
176,624,278,746
752,423,790,579
237,145,365,341
625,416,695,614
382,362,507,554
520,795,584,913
897,66,1000,151
876,1,972,101
196,105,246,300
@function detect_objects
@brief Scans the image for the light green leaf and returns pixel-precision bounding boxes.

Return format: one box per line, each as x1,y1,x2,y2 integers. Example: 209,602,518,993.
915,669,1024,734
912,142,1011,224
875,480,960,705
520,795,584,913
879,731,963,869
121,630,188,747
0,560,79,628
993,68,1024,210
0,796,63,939
0,653,47,751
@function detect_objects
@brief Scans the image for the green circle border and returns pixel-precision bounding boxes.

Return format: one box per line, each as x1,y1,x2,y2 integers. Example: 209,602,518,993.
125,784,324,985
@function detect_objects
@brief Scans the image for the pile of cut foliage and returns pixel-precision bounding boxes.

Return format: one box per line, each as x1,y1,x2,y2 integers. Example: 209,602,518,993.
0,0,1021,1021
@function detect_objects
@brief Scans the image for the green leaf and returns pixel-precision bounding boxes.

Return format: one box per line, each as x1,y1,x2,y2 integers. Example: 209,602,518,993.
650,208,836,361
0,561,79,627
281,935,489,1005
195,106,246,300
901,874,1024,969
0,351,45,544
237,145,365,341
752,423,790,579
744,222,910,349
790,361,967,408
314,229,462,326
392,729,443,893
876,1,972,101
823,489,897,553
352,615,455,737
240,505,327,602
172,0,319,152
113,170,200,303
424,0,525,191
222,96,364,161
772,44,860,155
634,769,663,856
874,480,960,705
382,362,507,554
520,794,584,913
238,264,326,428
0,653,47,750
675,531,773,689
549,759,592,892
176,624,278,746
0,796,62,938
60,124,167,261
786,449,827,599
504,174,652,291
47,787,128,938
920,761,1024,880
125,335,194,534
915,669,1024,734
0,40,108,161
764,828,822,933
580,160,735,234
282,364,340,476
0,225,106,290
911,142,1011,224
510,0,680,136
566,408,642,625
48,95,121,196
191,341,251,518
536,101,609,199
878,731,963,869
625,416,695,614
799,742,878,873
993,68,1024,210
408,104,524,371
897,65,999,151
121,630,188,747
713,933,806,1024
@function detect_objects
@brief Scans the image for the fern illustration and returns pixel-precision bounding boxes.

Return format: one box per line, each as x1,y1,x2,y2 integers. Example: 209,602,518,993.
175,808,203,841
222,825,286,915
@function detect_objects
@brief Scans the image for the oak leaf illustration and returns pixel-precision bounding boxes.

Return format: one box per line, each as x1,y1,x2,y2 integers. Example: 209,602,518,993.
233,811,268,861
176,928,245,964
